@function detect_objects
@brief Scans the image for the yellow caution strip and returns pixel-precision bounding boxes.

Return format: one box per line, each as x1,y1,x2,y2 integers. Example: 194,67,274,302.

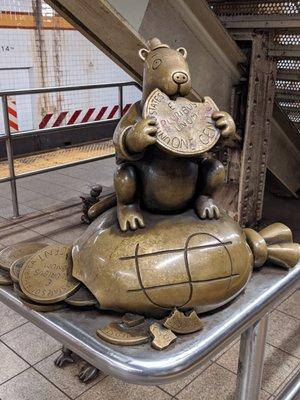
0,140,114,179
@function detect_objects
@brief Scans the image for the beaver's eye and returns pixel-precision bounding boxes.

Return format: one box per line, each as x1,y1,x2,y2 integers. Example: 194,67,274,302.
152,59,162,70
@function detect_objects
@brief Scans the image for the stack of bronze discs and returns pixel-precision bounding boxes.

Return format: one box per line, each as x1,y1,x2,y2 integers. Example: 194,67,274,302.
0,242,97,312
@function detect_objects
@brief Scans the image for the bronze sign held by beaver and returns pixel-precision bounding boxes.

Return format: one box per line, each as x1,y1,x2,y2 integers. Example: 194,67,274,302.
143,89,220,156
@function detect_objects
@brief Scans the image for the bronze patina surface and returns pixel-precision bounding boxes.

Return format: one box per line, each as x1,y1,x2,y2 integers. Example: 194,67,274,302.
163,309,203,334
150,323,177,350
65,286,97,307
13,283,30,300
19,244,80,304
0,242,48,271
96,322,150,346
143,89,220,156
72,209,253,318
3,37,297,352
21,298,67,312
10,256,30,283
73,207,299,320
122,313,145,327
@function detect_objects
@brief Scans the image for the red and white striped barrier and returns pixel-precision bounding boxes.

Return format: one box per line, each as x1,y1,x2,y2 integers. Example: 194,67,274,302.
39,103,131,129
8,98,19,132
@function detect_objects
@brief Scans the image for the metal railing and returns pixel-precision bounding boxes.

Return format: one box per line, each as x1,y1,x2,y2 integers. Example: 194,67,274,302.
0,81,141,218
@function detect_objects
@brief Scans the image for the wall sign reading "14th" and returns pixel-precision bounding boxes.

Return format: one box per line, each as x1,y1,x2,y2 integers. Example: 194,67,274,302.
1,45,15,52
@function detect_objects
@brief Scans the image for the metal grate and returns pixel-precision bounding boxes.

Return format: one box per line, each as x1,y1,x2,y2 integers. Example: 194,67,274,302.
276,79,300,90
287,112,300,122
273,34,300,46
277,59,300,69
278,100,300,108
211,1,300,17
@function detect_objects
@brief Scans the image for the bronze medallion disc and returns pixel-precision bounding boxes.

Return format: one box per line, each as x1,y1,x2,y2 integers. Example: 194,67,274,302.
96,322,149,346
143,89,220,156
0,268,13,286
13,283,30,300
65,286,96,307
0,242,48,271
10,256,31,283
19,244,80,304
21,298,66,312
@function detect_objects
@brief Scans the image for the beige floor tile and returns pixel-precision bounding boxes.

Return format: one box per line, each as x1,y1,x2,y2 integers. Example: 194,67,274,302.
25,196,64,212
23,215,74,236
77,376,171,400
215,341,239,373
0,225,46,246
45,224,86,245
0,204,38,222
159,361,211,396
277,290,300,320
0,342,29,384
177,363,237,400
35,350,106,399
273,364,300,397
0,301,26,336
267,310,300,358
211,338,239,362
216,342,299,394
177,363,269,400
263,345,299,394
0,368,68,400
1,322,61,364
44,190,85,202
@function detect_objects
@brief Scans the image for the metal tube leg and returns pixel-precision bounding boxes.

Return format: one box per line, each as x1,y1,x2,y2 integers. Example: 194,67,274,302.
2,95,19,218
236,316,269,400
118,85,123,118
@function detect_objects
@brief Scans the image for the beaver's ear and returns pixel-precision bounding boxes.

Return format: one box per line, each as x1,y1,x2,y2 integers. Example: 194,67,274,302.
177,47,187,59
139,48,150,61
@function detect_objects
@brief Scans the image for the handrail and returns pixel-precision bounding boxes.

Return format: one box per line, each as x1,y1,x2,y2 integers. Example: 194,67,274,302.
0,80,142,217
0,80,141,96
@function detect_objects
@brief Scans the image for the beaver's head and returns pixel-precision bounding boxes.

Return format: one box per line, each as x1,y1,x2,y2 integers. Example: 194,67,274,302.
139,38,191,100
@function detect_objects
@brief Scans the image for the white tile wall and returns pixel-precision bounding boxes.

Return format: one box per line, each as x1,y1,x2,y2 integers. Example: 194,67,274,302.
0,0,141,135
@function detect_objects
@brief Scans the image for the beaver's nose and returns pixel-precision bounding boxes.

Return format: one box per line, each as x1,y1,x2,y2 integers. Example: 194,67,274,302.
172,71,188,84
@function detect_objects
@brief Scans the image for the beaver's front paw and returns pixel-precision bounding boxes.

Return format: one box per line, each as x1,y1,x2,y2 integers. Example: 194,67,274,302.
195,196,220,219
117,204,145,232
125,118,157,153
212,111,236,139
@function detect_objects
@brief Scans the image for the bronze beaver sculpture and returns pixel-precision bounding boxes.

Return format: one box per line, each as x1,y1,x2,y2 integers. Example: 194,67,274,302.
71,39,299,342
88,38,236,231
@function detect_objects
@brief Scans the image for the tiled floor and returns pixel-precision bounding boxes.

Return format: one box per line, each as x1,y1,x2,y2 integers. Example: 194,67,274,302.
0,158,299,400
0,157,115,219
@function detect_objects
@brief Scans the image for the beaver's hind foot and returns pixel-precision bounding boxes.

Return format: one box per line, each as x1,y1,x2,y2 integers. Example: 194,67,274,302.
117,204,145,232
195,195,220,220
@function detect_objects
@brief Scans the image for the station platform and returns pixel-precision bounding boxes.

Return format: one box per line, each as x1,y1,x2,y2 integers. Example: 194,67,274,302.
0,158,298,400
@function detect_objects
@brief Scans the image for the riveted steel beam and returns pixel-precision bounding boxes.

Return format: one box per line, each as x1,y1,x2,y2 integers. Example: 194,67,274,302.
237,34,277,227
